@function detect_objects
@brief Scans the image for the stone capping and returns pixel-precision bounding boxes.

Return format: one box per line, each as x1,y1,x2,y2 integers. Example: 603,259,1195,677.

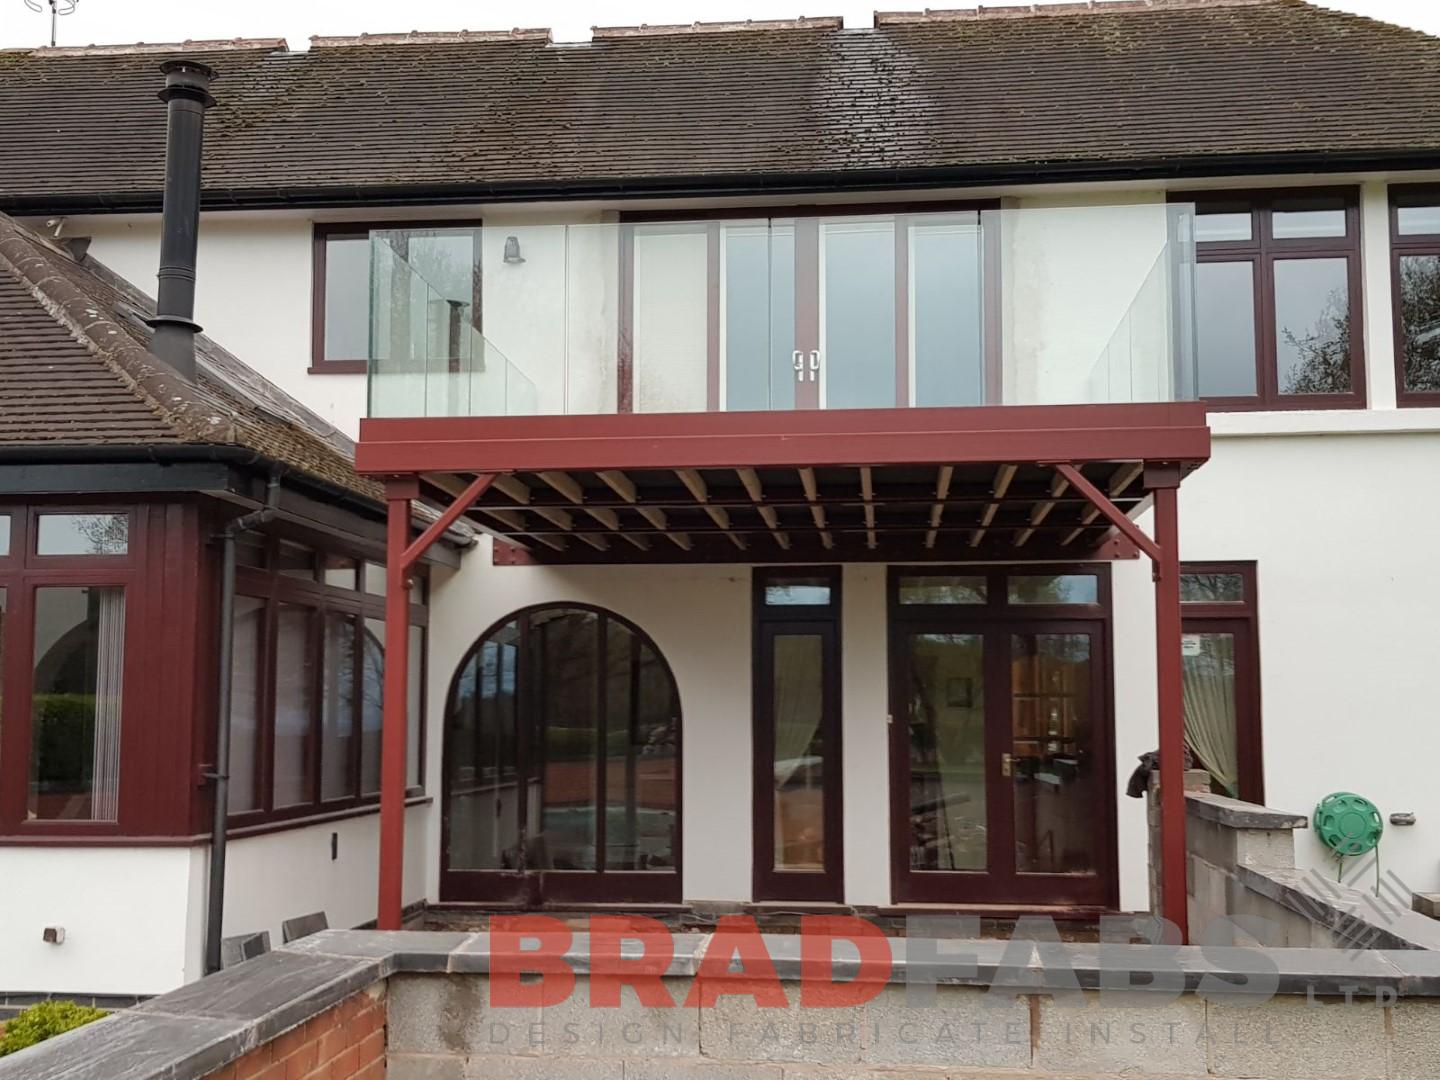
6,928,1440,1080
1238,865,1440,953
1187,790,1309,830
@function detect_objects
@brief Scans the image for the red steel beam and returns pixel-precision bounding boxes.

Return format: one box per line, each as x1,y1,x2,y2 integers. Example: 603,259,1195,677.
1052,463,1161,563
356,403,1210,476
1152,480,1189,944
403,473,496,570
377,476,417,931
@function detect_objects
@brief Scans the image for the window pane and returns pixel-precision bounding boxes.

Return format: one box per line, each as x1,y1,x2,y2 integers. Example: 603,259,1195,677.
36,513,128,556
724,224,795,412
772,633,826,871
276,542,315,581
532,609,600,870
361,618,385,796
897,575,986,605
823,220,896,409
0,515,10,556
1193,212,1251,243
29,586,125,821
408,625,424,790
907,632,986,871
605,621,678,871
323,235,370,362
1008,574,1099,605
322,614,357,801
363,561,387,597
273,604,316,807
1271,208,1346,239
1397,205,1440,236
1182,632,1240,797
228,596,264,815
1274,258,1352,395
446,621,521,870
321,554,358,590
763,575,832,606
1180,572,1245,603
1195,262,1257,397
911,217,985,407
1398,254,1440,394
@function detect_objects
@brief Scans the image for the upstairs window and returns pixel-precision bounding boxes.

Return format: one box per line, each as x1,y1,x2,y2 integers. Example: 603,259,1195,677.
312,223,482,374
1390,187,1440,406
1181,190,1364,410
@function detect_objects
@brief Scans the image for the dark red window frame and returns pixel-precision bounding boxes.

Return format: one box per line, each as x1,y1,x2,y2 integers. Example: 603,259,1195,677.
1174,188,1366,411
310,219,483,376
1388,184,1440,407
228,535,428,829
1180,561,1263,804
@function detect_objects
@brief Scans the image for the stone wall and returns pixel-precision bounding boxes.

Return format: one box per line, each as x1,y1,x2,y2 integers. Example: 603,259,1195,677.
206,984,385,1080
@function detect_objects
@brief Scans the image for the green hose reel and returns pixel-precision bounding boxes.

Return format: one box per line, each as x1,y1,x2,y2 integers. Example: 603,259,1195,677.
1313,791,1383,885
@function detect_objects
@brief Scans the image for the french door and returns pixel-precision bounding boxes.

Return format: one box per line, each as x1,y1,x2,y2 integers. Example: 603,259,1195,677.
889,617,1115,907
624,209,993,413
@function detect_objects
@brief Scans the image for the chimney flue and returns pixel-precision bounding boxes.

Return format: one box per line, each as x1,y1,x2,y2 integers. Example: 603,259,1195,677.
147,58,216,381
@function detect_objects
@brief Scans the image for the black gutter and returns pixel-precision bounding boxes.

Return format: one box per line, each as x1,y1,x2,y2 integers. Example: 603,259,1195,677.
6,148,1440,217
204,469,281,976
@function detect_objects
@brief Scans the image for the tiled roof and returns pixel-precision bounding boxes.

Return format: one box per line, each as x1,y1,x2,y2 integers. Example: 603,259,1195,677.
2,0,1439,211
0,212,382,502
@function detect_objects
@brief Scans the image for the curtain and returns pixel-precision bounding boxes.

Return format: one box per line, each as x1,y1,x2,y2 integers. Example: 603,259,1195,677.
772,634,824,870
1182,633,1239,796
90,588,125,821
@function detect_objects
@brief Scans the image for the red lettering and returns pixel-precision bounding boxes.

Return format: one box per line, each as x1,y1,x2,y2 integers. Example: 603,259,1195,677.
799,916,891,1007
684,915,788,1008
490,915,576,1007
589,915,677,1008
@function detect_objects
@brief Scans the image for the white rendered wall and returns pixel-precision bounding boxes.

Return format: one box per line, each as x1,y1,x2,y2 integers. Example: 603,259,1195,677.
0,847,198,995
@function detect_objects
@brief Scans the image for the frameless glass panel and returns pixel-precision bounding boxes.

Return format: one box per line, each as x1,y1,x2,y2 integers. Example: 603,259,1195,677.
1271,208,1346,239
1011,633,1097,875
772,633,826,871
228,596,263,815
1193,212,1251,243
407,625,424,790
1398,253,1440,394
911,217,985,406
28,586,125,821
1008,574,1099,605
368,229,481,372
1398,205,1440,236
1182,632,1240,797
1180,572,1245,603
823,220,895,409
763,575,832,606
633,226,710,413
1195,262,1257,397
907,633,986,871
36,513,128,556
360,618,385,796
605,621,679,870
446,621,521,870
321,614,357,801
272,604,316,808
1274,258,1351,395
897,575,987,606
323,234,370,361
531,609,600,870
724,223,794,411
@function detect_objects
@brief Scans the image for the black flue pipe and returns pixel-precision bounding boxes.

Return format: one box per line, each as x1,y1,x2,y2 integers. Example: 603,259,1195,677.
147,59,215,381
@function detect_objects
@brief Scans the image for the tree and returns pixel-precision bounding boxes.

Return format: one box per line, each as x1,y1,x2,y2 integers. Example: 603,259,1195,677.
1398,255,1440,393
1278,284,1352,396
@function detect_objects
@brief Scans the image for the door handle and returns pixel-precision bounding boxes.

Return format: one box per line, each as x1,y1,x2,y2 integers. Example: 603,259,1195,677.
1001,752,1013,778
793,350,805,383
808,349,820,382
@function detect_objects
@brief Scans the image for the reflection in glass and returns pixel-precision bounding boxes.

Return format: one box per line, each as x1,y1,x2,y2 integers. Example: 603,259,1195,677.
763,575,832,606
360,618,385,796
1008,575,1098,605
0,515,10,557
633,226,710,413
323,234,370,361
1180,573,1245,604
532,609,600,871
1274,258,1351,395
322,614,357,801
772,634,826,871
228,596,263,814
1271,208,1346,239
1398,253,1440,394
1398,205,1440,236
447,621,521,870
1011,633,1097,875
605,621,679,871
824,221,896,409
408,625,425,790
272,604,315,807
1182,632,1239,797
907,633,986,872
911,217,985,406
1195,262,1257,397
725,224,795,411
36,513,128,556
1193,212,1251,243
28,586,125,821
898,576,986,606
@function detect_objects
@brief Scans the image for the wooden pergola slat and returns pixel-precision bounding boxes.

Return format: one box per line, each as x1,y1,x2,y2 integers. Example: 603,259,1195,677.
969,463,1017,548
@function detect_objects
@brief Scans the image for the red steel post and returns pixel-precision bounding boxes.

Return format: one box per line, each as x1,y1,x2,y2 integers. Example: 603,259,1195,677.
377,477,417,930
1151,479,1188,943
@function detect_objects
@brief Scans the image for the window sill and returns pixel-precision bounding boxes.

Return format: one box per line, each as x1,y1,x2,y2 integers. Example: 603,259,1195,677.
307,360,368,376
226,793,432,839
1209,407,1440,438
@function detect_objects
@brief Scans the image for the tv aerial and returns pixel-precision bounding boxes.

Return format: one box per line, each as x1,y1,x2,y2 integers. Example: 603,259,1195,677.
23,0,79,47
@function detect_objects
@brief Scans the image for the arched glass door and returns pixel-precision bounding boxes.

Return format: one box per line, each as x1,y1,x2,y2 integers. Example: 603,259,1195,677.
442,605,681,904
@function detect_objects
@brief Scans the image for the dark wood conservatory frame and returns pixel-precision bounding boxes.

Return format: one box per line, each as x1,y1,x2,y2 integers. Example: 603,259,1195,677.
1388,185,1440,408
438,601,684,906
886,564,1118,909
1173,187,1366,411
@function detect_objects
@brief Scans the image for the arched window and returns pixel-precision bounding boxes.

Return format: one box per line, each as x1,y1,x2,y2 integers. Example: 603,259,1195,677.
442,604,680,903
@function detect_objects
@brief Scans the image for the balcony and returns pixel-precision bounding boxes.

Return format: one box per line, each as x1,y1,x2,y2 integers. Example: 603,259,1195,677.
363,202,1199,419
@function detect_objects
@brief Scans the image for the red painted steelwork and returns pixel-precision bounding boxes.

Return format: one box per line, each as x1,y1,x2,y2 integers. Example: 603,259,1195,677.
356,403,1211,476
1053,462,1161,563
378,479,415,930
1151,480,1188,943
403,474,495,570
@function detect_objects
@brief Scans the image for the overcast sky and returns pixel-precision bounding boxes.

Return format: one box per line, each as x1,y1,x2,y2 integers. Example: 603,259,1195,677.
2,0,1438,49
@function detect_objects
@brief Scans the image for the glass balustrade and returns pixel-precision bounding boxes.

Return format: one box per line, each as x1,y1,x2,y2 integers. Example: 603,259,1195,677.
365,202,1197,418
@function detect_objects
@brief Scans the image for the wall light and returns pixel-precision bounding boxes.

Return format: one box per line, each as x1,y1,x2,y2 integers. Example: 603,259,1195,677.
503,236,525,264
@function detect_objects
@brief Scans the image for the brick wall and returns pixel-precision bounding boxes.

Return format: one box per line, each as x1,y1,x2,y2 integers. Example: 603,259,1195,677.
207,982,385,1080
